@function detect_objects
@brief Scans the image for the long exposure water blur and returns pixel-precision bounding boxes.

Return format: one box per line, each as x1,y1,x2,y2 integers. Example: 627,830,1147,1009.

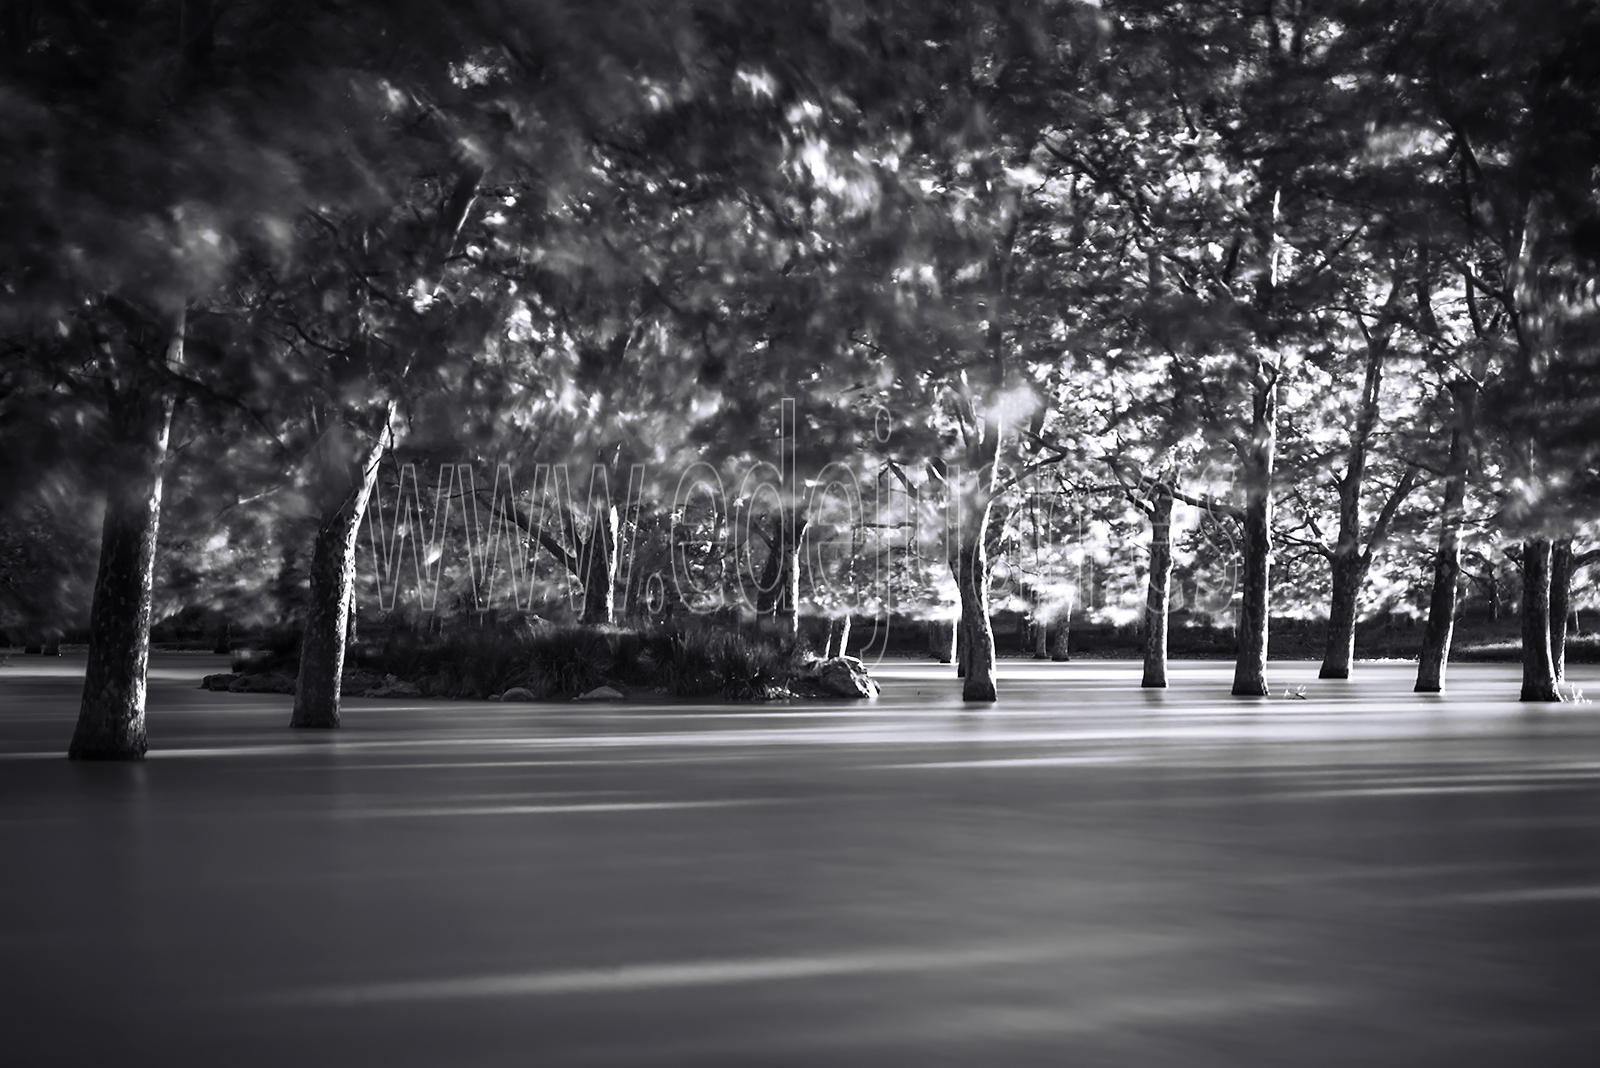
3,653,1598,1065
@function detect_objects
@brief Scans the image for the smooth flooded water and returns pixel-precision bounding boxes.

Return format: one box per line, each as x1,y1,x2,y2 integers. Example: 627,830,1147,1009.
2,653,1598,1065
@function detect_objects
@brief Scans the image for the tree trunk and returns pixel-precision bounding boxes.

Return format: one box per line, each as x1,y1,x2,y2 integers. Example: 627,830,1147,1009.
1032,602,1049,659
1142,484,1173,688
1232,374,1277,697
69,386,175,760
291,420,389,729
928,619,955,663
1319,554,1366,680
1519,538,1560,702
578,500,618,625
827,615,851,657
956,616,969,677
1050,599,1071,661
1550,538,1573,684
1318,291,1399,680
956,496,997,701
754,509,805,639
781,511,805,640
1415,412,1468,692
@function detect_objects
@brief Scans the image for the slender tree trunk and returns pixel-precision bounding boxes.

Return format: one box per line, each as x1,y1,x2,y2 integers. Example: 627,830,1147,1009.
1232,375,1277,697
754,509,805,639
1550,537,1573,683
827,615,851,657
928,619,956,663
1415,414,1468,692
291,420,389,729
957,495,997,701
956,616,969,677
1032,600,1049,659
69,385,176,759
1142,484,1173,688
782,510,806,641
578,501,618,625
1519,538,1560,702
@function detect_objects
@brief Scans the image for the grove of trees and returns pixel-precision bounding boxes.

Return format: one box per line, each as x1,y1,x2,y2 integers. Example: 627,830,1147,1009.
3,0,1599,757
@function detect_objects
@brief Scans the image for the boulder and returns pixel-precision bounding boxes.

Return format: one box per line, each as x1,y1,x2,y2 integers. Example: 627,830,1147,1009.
499,686,536,702
576,685,625,702
803,656,880,699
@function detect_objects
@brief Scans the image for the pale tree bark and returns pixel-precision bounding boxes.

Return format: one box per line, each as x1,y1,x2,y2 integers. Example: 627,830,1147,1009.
753,508,806,640
782,510,805,640
1519,538,1560,702
827,615,851,657
1232,369,1278,697
291,413,391,729
69,370,178,759
1415,384,1473,693
944,183,1020,702
1141,483,1173,688
1549,538,1574,683
577,499,618,626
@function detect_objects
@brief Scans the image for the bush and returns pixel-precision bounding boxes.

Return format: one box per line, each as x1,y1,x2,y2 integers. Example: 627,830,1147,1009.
212,614,818,702
664,626,807,699
353,627,535,699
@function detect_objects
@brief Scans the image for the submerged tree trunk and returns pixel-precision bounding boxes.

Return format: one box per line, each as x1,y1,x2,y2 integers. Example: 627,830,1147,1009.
1232,374,1278,697
956,495,997,701
1320,555,1365,680
1050,599,1071,661
1519,538,1560,702
1318,285,1404,680
1415,403,1470,693
291,418,390,729
69,384,176,760
1142,484,1173,688
1550,538,1573,684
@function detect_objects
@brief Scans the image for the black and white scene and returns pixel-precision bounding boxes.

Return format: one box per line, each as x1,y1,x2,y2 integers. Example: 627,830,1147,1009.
3,0,1600,1063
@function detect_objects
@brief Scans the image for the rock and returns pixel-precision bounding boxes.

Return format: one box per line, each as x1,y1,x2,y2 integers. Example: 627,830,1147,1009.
362,674,422,698
486,693,502,701
576,685,624,702
803,656,880,699
499,686,536,702
200,673,241,691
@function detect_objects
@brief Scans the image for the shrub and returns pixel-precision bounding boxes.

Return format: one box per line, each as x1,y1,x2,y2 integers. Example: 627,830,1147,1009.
665,625,806,699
